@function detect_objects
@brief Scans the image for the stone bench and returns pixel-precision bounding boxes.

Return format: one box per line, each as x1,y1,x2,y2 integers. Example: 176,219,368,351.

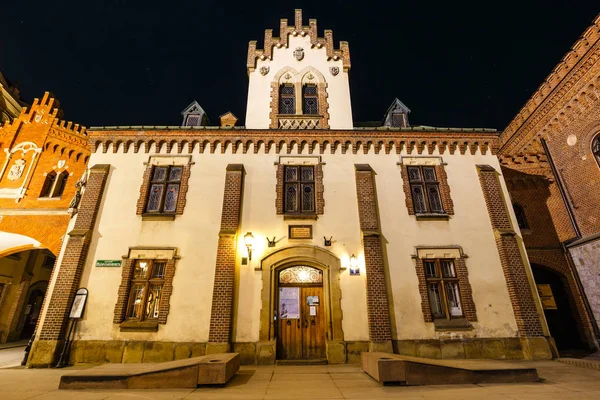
59,353,240,389
361,352,539,385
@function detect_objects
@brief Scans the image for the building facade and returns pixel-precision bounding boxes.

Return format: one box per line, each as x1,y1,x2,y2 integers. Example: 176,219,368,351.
499,14,600,352
29,10,553,366
0,93,90,343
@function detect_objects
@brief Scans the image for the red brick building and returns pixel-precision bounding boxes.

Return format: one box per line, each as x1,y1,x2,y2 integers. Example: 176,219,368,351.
0,92,89,343
499,14,600,352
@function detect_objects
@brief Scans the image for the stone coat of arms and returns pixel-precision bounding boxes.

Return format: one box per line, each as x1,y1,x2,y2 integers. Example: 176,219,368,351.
294,47,304,61
330,66,339,76
8,159,26,181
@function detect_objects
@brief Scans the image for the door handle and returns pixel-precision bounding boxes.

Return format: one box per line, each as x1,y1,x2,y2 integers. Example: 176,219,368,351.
297,319,300,329
304,317,309,328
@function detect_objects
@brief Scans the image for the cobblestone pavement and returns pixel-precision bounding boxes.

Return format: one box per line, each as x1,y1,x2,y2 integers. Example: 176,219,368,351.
1,360,600,399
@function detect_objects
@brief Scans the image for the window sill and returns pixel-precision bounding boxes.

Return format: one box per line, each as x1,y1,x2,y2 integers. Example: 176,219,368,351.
283,214,318,221
433,318,473,331
119,320,159,332
415,213,450,221
142,213,176,221
38,197,62,201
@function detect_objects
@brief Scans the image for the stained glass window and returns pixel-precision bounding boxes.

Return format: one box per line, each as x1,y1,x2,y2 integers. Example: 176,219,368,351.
126,259,167,321
279,84,295,114
424,259,463,320
145,166,182,214
279,266,323,284
407,166,444,214
302,84,318,115
284,166,315,214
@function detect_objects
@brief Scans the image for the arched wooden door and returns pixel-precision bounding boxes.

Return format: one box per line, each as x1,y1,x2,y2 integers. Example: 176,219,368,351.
276,266,326,361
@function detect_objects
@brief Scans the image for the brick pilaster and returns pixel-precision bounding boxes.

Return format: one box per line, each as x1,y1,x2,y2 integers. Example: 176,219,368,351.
38,164,110,345
354,164,392,344
208,164,245,344
476,165,544,337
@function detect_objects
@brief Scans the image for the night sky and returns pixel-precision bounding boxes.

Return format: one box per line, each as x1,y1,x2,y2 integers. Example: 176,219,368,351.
1,1,598,129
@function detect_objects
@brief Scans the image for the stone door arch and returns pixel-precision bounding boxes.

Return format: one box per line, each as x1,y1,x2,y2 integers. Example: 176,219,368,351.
258,245,345,363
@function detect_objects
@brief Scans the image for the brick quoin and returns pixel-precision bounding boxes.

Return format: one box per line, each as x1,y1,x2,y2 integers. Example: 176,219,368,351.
477,165,544,337
354,164,392,342
38,164,110,343
208,164,245,343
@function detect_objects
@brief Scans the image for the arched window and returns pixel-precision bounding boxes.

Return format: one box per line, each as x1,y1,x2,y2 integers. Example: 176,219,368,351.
39,171,57,197
302,84,318,115
279,84,295,114
513,203,529,230
53,171,69,198
593,134,600,166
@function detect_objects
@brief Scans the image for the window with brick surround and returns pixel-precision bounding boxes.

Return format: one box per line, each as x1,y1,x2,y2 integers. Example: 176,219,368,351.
279,84,296,115
126,259,166,321
407,166,443,213
424,259,463,319
284,165,315,213
145,166,182,214
593,134,600,166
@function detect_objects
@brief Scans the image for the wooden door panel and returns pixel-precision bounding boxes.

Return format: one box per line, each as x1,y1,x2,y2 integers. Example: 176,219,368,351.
277,287,302,360
301,287,326,359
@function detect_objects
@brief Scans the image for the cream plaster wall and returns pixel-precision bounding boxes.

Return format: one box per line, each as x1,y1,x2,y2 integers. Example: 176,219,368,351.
73,142,520,345
246,35,353,129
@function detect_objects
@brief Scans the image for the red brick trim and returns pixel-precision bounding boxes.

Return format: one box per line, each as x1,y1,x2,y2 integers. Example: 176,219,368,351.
208,164,245,343
400,165,415,215
276,163,324,215
455,257,477,321
436,165,454,215
158,259,176,324
476,165,544,337
39,164,110,342
113,259,134,324
414,258,433,322
354,164,392,342
136,160,192,216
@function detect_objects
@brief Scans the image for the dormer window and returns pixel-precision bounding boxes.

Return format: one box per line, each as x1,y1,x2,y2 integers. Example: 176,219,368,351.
391,112,407,128
185,114,202,127
384,98,411,128
279,84,296,114
302,84,318,115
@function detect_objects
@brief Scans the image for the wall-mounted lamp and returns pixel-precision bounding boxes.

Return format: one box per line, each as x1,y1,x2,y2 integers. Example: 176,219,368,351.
323,236,332,246
267,237,276,247
244,232,255,260
349,254,360,276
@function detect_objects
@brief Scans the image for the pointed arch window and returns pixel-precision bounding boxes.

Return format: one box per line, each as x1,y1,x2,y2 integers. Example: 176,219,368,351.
39,171,57,197
53,171,69,198
279,84,296,114
302,84,318,115
593,134,600,166
513,203,529,230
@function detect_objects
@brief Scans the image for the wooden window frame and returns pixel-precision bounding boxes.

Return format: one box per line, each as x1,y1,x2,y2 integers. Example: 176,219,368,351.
144,165,182,215
302,84,319,115
407,165,444,214
283,165,316,214
125,259,167,322
424,258,463,320
279,83,296,115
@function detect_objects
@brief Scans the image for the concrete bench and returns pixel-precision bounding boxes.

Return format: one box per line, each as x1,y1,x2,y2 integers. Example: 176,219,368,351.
59,353,240,389
361,352,539,385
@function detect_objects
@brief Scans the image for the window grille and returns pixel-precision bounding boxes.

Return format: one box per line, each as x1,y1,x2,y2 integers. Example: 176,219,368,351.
302,84,318,115
185,114,201,126
284,165,315,213
424,259,463,319
145,166,182,214
407,166,444,213
279,84,296,114
126,259,166,321
391,112,405,127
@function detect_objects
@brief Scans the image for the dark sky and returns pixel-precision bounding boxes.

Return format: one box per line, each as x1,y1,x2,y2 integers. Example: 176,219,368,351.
1,1,598,129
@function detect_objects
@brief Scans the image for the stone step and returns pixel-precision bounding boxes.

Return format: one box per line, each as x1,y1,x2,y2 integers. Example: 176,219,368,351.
362,352,539,385
59,353,240,389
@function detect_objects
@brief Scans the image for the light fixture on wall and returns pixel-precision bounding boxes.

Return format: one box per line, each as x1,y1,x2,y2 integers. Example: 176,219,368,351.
244,232,255,261
323,236,332,246
267,237,276,247
349,254,360,276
